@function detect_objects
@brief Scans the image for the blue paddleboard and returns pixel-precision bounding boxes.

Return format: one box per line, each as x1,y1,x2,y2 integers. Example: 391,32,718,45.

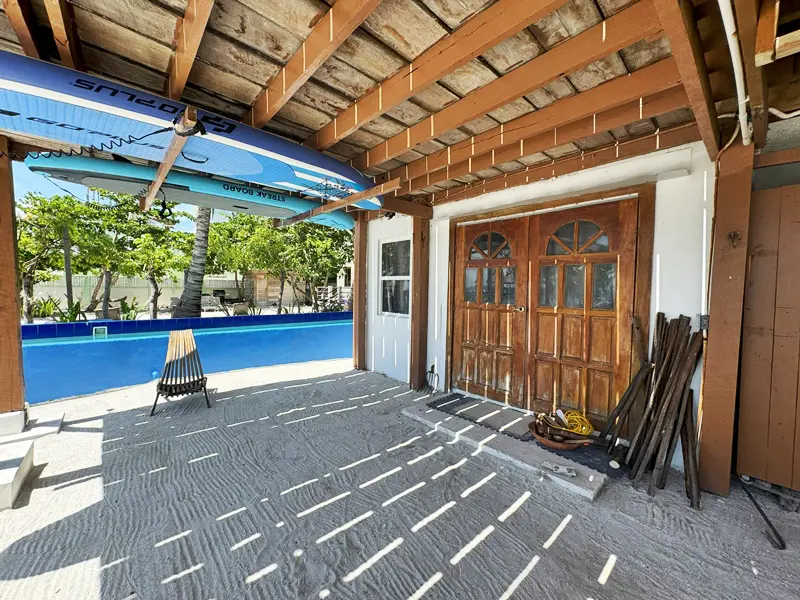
25,155,355,229
0,50,381,210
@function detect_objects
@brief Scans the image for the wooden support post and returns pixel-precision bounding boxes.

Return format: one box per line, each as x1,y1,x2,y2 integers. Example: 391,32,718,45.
699,142,755,496
279,180,401,227
352,212,367,371
0,136,25,414
410,217,430,390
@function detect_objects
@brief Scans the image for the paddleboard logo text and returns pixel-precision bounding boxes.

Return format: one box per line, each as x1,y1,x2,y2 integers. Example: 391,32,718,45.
222,182,287,202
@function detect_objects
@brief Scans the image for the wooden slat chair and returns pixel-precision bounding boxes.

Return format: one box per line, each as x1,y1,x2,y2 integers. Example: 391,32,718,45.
151,329,211,415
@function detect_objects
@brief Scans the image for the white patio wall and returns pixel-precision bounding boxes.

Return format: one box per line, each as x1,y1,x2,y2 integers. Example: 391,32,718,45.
367,141,715,469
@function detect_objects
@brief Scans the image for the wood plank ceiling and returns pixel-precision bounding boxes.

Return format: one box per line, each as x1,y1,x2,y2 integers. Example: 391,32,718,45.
1,0,789,208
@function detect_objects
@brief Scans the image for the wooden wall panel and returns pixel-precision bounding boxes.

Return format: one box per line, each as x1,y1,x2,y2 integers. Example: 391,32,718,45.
588,317,614,365
0,136,24,414
737,188,780,481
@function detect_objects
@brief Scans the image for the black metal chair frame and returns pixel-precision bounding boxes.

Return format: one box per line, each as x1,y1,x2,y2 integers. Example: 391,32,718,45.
151,329,211,415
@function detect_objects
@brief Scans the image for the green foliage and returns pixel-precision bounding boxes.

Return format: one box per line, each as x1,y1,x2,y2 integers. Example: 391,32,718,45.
29,296,61,319
117,297,145,321
53,299,87,323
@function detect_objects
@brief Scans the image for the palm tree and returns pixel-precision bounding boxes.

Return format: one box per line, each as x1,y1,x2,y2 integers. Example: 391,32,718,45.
174,207,212,317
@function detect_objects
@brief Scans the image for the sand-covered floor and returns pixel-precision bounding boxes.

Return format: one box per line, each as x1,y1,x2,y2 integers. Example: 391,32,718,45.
1,358,799,600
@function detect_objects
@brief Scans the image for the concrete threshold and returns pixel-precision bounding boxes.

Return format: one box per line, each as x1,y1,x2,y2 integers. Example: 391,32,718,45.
0,414,63,446
402,405,607,500
0,441,34,511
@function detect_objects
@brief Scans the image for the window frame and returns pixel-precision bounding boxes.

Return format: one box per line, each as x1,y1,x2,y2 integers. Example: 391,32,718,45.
378,236,412,317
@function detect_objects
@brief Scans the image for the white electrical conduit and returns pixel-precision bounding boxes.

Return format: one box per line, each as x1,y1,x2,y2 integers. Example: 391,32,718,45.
717,0,752,146
769,107,800,120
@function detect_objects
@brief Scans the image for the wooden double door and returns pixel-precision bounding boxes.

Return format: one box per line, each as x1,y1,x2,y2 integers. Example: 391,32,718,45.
452,199,639,427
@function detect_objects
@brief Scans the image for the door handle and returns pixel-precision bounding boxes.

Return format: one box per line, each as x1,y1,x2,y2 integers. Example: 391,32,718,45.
515,306,526,312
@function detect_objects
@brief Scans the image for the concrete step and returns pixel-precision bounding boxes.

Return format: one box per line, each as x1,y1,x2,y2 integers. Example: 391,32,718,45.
0,440,34,511
0,414,63,446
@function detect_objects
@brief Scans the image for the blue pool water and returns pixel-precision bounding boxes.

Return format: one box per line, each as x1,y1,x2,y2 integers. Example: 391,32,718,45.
22,319,353,404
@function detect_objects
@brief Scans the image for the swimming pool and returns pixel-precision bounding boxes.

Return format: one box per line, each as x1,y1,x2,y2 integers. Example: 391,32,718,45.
22,319,353,404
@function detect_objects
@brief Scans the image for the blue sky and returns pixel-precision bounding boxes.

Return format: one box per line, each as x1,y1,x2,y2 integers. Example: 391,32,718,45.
12,161,197,232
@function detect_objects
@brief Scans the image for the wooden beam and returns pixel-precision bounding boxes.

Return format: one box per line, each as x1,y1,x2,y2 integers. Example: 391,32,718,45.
0,136,25,414
755,0,780,66
429,122,701,204
279,179,401,227
399,86,689,196
352,212,367,371
733,0,768,147
248,0,382,129
755,148,800,168
2,0,41,58
43,0,83,70
409,216,430,390
652,0,719,158
167,0,214,100
775,28,800,60
350,0,661,170
698,142,754,496
378,196,433,220
377,58,682,191
139,107,197,211
304,0,571,151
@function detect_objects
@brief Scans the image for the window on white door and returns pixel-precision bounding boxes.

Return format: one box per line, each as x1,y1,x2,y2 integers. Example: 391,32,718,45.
380,239,411,315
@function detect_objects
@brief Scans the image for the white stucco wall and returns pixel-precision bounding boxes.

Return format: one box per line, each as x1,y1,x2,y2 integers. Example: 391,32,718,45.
366,214,414,383
367,141,715,469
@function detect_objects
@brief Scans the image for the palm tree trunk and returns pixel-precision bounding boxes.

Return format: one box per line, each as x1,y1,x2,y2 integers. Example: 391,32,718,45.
277,270,285,314
174,206,211,318
101,268,112,319
62,226,73,309
147,273,161,320
21,274,34,324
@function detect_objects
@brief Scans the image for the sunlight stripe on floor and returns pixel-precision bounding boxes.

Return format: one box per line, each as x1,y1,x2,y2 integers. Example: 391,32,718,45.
176,426,217,438
460,472,496,498
216,507,247,521
431,458,468,480
312,400,344,408
277,407,306,417
498,492,530,523
598,554,617,585
281,478,319,495
326,406,358,414
285,414,320,425
230,533,261,551
188,453,218,464
362,400,382,406
408,572,443,600
342,538,404,583
154,530,191,548
100,557,129,570
297,491,351,518
382,481,426,507
411,501,456,533
435,397,462,409
316,511,374,544
476,410,501,423
245,563,277,584
455,403,481,415
407,446,442,465
339,453,380,471
447,425,474,444
161,563,203,584
498,555,540,600
227,419,254,427
450,525,494,565
498,418,523,432
542,514,572,549
359,466,402,489
387,436,421,452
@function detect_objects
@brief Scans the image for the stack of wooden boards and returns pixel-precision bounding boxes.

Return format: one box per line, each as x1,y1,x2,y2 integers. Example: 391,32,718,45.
598,313,703,508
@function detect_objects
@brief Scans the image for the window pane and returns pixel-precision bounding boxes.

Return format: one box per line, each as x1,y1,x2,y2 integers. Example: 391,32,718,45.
464,268,478,302
381,240,410,276
539,265,558,307
469,246,484,260
578,220,601,248
547,238,569,255
565,264,585,308
583,233,609,254
555,222,575,251
473,233,490,256
592,263,616,309
495,242,511,258
381,280,410,314
500,267,516,304
489,232,506,256
482,267,496,304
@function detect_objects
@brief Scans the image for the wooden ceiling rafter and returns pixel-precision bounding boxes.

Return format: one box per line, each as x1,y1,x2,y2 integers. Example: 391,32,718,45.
42,0,83,70
279,178,401,227
247,0,384,129
373,58,683,194
167,0,215,101
348,0,662,172
303,0,571,152
755,0,780,66
139,106,198,211
396,85,690,196
429,121,701,204
2,0,41,58
652,0,719,157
